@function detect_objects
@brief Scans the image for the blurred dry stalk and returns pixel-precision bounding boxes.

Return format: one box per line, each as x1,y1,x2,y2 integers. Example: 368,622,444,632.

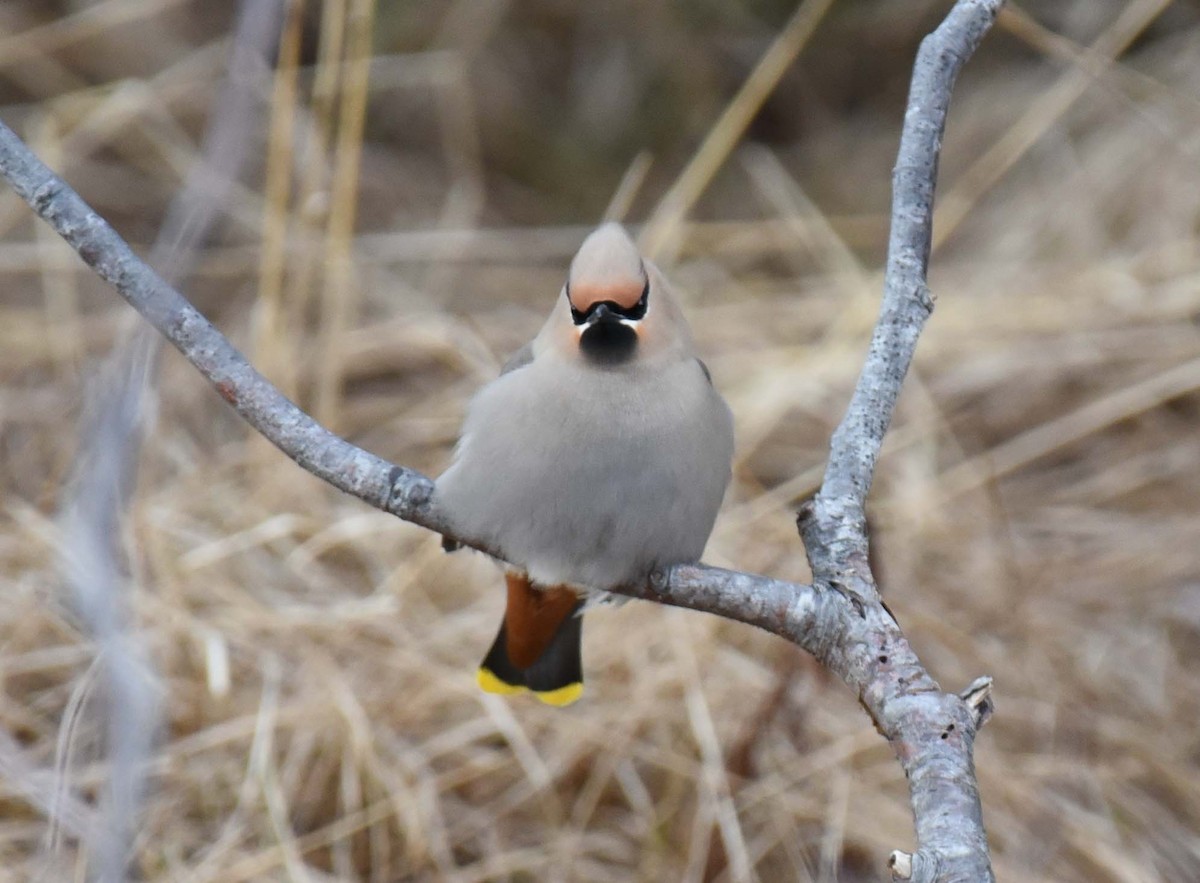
1,1,1200,882
48,1,282,880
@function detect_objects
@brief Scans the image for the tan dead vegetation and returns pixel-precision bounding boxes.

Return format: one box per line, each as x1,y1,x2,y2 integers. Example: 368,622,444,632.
1,1,1199,880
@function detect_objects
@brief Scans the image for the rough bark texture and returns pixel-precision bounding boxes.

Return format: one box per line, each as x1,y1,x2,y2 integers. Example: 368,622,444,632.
0,1,1003,878
795,3,1004,879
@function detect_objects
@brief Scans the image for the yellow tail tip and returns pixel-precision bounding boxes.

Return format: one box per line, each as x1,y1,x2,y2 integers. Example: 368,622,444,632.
533,682,584,707
476,668,583,707
476,667,526,696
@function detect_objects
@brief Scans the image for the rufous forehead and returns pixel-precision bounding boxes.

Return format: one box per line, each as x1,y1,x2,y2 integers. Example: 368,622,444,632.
567,279,645,312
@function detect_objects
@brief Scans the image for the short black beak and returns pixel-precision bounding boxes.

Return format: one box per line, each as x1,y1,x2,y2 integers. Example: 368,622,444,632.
584,302,620,324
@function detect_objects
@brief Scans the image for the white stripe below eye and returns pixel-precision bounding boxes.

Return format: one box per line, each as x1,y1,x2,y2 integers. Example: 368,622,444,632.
579,317,641,331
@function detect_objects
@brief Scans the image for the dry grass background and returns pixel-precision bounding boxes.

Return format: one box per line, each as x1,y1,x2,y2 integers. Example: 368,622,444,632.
1,0,1199,880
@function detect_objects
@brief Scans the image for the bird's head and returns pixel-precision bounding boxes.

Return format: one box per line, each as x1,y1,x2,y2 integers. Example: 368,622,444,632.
539,223,692,368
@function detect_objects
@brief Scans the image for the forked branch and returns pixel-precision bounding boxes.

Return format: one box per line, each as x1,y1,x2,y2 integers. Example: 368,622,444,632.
0,1,1003,879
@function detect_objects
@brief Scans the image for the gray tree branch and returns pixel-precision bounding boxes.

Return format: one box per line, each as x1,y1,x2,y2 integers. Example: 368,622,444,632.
0,1,1003,879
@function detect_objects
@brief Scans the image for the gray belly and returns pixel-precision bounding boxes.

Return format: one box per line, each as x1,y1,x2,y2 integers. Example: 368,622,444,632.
435,363,732,589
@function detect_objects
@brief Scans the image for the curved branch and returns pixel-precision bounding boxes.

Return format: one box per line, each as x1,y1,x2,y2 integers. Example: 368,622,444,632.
0,1,1003,879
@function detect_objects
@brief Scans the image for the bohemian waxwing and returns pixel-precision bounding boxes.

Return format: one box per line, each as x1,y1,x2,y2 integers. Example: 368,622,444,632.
435,223,734,706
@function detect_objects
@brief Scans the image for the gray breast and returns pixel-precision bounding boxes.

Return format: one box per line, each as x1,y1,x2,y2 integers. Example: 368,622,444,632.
435,357,733,589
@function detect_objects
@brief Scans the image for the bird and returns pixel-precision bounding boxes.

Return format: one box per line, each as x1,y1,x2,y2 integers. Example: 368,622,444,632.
435,223,734,706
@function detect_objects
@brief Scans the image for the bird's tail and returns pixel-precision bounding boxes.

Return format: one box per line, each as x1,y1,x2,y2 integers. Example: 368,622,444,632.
477,574,584,707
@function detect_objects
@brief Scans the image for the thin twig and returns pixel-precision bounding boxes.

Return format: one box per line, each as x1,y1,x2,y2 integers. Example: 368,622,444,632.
0,1,1003,878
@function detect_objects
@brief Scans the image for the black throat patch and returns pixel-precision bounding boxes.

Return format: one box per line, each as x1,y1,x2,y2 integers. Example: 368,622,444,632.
579,321,638,366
